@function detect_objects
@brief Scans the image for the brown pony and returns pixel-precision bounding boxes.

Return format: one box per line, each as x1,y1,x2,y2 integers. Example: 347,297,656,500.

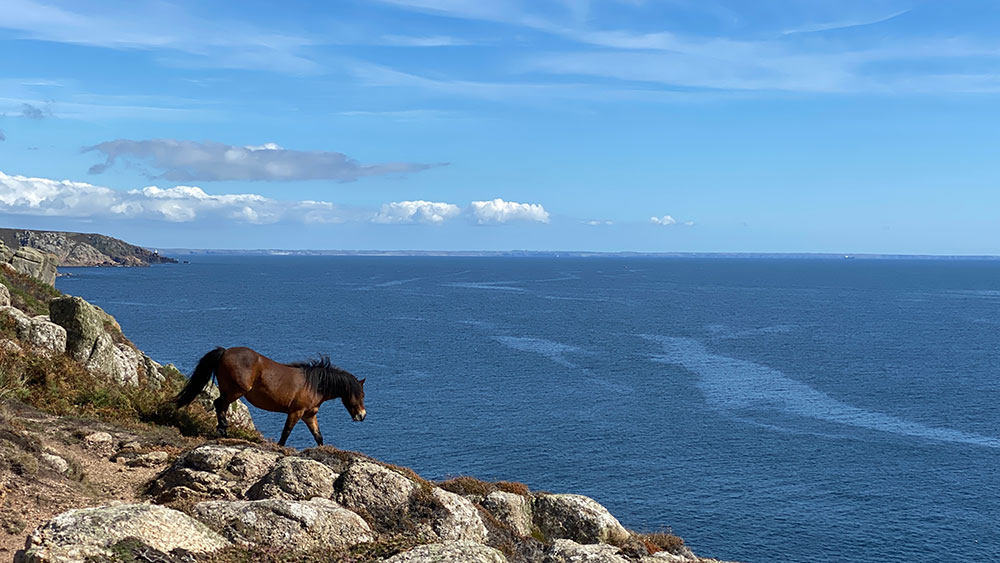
175,347,366,446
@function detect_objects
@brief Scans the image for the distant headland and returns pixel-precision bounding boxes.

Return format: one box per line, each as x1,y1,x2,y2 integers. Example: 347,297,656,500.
0,228,177,267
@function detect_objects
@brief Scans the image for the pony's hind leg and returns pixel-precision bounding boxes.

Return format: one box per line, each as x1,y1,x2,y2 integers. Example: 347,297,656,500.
302,410,323,446
213,396,231,438
278,410,304,446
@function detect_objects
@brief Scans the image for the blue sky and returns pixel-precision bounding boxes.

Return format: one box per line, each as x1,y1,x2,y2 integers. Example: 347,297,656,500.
1,0,998,253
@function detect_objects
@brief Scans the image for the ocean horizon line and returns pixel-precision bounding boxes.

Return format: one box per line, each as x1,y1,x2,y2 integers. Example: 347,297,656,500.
142,249,1000,260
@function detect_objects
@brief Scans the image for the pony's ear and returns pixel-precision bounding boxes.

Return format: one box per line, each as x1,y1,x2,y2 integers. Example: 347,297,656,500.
359,378,366,386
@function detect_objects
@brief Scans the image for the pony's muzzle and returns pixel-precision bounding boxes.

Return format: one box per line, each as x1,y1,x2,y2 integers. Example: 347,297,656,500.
353,410,366,422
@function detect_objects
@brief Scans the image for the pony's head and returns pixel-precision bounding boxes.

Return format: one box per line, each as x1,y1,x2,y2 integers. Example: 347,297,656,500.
342,377,366,421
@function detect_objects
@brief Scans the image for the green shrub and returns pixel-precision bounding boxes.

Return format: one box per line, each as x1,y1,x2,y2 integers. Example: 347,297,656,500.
0,269,59,316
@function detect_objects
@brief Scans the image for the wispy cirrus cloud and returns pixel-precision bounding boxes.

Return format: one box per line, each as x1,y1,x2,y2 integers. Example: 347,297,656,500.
0,0,319,73
782,9,910,35
0,170,341,224
84,139,440,182
376,0,1000,95
379,34,473,47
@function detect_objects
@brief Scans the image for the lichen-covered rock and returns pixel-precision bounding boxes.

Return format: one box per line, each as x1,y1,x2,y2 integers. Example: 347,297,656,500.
0,307,66,355
192,498,373,549
544,539,630,563
49,296,138,385
196,381,255,431
247,456,337,501
149,444,280,502
141,354,166,389
482,491,533,537
0,283,9,307
110,343,140,387
334,460,416,524
9,247,58,286
532,494,630,546
1,305,32,336
24,318,67,356
17,503,229,562
383,541,508,563
431,488,488,543
639,552,698,563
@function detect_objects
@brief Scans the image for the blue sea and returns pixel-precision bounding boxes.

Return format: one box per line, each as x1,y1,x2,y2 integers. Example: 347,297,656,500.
57,256,999,563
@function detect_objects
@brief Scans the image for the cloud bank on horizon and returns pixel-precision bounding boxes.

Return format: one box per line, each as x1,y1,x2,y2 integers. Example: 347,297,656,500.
0,171,554,226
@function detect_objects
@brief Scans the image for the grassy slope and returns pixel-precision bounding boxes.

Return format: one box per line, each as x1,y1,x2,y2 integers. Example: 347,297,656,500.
0,269,257,441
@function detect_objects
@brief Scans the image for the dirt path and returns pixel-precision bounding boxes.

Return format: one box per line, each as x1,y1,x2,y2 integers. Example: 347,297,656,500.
0,402,193,559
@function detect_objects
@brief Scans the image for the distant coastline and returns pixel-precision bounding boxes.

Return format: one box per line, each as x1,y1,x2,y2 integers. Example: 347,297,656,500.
156,248,1000,260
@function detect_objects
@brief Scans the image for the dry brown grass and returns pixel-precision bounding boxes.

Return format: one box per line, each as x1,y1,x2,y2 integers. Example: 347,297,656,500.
437,475,531,497
0,348,258,442
635,530,688,555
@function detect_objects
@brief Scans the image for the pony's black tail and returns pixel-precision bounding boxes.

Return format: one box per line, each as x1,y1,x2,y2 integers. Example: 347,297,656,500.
175,347,226,407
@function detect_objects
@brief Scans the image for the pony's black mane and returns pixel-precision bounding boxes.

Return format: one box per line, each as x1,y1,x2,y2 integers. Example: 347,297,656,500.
290,355,360,399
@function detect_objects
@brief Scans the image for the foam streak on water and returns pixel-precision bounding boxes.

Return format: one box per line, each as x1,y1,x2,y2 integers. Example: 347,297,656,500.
645,334,1000,448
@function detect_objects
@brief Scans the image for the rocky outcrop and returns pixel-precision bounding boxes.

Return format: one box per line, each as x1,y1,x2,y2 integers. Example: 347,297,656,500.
0,305,67,356
194,378,256,432
0,228,177,267
22,438,734,562
431,488,488,542
7,247,58,286
483,490,534,537
382,541,508,563
16,503,229,562
545,538,631,563
49,296,122,375
149,443,281,502
193,497,374,549
0,241,58,286
334,460,418,527
246,456,338,500
532,494,631,546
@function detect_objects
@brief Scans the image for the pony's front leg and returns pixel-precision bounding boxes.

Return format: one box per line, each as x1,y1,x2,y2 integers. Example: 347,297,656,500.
213,396,230,438
303,411,323,446
278,411,304,446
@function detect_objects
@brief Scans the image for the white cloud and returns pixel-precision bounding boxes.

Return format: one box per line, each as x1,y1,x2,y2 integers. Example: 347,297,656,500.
372,200,462,224
85,139,438,182
585,219,613,226
0,170,340,224
470,198,549,224
650,215,676,226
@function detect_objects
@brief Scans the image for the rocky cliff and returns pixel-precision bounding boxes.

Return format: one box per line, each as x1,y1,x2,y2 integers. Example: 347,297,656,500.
0,254,739,563
0,228,177,267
